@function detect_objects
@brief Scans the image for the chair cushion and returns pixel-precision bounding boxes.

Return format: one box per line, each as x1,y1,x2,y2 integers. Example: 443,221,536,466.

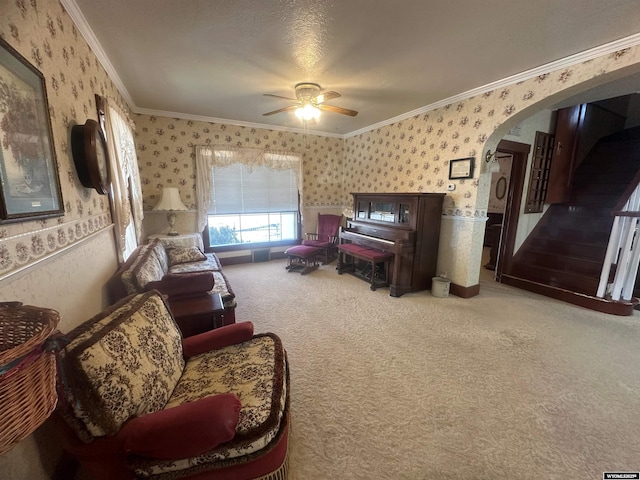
302,239,331,248
150,240,170,274
168,253,222,274
120,243,154,295
119,394,242,459
131,333,288,477
316,213,342,241
285,245,321,257
133,242,167,290
167,246,207,267
58,292,185,442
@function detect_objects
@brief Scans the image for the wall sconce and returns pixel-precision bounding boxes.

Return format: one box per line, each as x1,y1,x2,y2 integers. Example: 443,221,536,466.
153,187,188,236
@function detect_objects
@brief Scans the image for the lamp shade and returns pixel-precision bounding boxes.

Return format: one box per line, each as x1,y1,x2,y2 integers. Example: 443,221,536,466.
153,187,188,211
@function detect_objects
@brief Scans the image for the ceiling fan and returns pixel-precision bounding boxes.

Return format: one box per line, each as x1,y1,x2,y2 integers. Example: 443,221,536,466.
262,82,358,121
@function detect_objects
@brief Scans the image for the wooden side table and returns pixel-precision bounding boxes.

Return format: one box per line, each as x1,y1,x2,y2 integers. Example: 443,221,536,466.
169,293,225,338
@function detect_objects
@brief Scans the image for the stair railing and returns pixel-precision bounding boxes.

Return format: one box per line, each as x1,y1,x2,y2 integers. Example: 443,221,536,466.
597,175,640,302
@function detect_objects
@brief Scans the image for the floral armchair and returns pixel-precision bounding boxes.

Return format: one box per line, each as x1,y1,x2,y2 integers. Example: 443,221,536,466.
51,291,289,480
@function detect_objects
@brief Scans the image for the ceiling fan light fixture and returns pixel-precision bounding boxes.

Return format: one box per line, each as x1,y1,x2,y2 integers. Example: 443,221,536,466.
263,82,356,119
295,103,321,121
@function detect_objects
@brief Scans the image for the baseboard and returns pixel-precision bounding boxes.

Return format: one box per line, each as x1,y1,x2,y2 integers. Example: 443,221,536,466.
450,282,480,298
501,274,638,316
219,254,252,266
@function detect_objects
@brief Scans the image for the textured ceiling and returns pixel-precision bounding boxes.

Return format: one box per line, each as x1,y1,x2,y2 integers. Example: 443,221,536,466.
68,0,640,136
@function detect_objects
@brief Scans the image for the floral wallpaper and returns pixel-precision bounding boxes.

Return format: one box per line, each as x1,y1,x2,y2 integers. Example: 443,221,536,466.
0,2,639,479
344,46,640,220
134,116,344,212
134,46,640,237
0,0,125,280
133,44,640,286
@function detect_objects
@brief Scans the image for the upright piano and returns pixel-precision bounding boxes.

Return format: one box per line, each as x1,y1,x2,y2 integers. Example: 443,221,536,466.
339,192,445,296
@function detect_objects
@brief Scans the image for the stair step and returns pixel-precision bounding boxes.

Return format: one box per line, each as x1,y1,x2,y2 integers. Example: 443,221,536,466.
573,170,636,185
536,225,611,243
571,195,626,207
549,205,612,217
527,238,607,260
505,126,639,306
500,275,638,316
510,263,600,295
518,251,603,276
539,212,614,232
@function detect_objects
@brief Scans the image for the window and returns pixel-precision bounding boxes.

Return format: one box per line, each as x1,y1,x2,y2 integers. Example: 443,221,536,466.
525,131,554,213
204,162,300,249
97,95,143,262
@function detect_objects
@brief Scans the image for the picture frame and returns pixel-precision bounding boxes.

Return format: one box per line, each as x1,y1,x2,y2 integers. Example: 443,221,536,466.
448,157,475,180
0,37,63,223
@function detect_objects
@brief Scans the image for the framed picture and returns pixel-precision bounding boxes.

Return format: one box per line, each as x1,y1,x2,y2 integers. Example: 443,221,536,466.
0,38,63,223
448,157,475,180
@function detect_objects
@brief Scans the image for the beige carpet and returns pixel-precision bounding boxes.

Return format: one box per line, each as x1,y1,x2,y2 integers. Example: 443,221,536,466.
223,258,640,480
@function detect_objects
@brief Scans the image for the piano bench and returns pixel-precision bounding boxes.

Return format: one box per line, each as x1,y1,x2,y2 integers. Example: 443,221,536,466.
284,245,322,275
337,243,394,291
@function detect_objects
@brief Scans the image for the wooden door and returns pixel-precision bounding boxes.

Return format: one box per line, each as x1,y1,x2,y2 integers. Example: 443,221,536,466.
547,104,584,204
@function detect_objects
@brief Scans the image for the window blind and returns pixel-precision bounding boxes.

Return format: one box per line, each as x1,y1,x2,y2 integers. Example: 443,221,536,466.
209,163,298,214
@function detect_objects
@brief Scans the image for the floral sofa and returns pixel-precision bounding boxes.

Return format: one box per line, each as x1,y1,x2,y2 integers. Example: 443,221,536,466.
107,238,236,325
51,291,290,480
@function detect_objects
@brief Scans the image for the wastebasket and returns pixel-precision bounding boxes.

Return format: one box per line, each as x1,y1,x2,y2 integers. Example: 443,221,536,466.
431,276,451,298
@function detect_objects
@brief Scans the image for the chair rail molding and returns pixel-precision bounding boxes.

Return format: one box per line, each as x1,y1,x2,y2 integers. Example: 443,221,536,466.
0,213,112,283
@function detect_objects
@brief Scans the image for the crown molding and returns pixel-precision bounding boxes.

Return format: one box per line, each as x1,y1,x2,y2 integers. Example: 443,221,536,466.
60,0,135,108
344,32,640,138
134,108,344,139
62,0,640,140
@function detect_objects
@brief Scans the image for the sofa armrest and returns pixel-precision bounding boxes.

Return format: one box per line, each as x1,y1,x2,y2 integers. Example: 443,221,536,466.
118,394,241,459
182,322,254,358
145,272,214,299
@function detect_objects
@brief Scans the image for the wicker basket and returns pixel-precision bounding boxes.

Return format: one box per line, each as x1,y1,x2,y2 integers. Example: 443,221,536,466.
0,302,60,455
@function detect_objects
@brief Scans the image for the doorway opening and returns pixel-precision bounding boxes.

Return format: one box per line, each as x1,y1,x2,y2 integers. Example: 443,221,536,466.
484,140,531,282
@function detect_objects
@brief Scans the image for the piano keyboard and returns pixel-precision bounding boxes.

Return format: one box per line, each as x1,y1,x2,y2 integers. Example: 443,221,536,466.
341,230,394,245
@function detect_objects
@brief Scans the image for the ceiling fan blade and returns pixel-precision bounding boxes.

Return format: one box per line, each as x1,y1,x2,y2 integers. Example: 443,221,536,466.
315,91,341,103
263,105,298,116
263,93,298,101
319,104,358,116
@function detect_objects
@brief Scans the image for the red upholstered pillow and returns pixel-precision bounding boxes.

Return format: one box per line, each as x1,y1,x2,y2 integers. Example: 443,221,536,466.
145,272,214,299
182,322,254,358
119,394,241,459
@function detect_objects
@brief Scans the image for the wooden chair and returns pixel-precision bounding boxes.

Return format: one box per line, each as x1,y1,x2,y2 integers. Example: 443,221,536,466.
302,213,342,264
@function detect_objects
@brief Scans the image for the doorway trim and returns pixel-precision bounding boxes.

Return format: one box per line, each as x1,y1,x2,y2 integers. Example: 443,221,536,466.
494,139,531,281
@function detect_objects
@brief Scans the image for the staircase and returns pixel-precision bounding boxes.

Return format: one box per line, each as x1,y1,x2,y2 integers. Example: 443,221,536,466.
502,126,640,315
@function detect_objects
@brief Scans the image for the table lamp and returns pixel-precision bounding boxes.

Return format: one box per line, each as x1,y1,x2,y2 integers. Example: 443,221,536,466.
153,187,188,236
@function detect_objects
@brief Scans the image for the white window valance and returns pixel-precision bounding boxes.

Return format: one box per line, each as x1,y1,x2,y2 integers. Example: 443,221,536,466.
195,145,302,232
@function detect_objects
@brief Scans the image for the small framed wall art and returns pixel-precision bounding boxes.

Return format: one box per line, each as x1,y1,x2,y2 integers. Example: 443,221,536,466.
448,157,475,180
0,38,64,222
